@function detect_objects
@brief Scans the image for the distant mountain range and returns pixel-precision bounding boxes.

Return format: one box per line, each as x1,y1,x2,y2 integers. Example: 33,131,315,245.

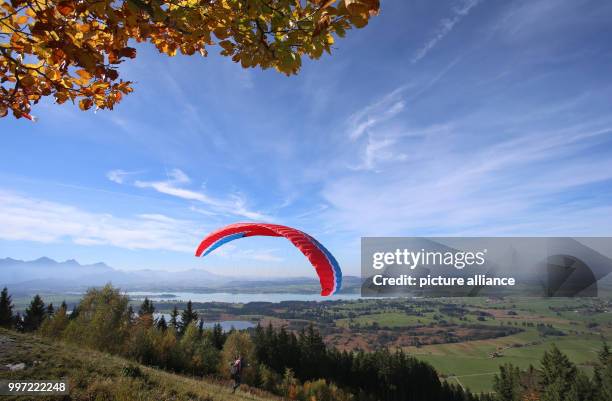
0,257,361,294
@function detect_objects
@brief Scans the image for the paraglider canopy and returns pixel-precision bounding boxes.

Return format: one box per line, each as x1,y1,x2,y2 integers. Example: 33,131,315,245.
195,223,342,296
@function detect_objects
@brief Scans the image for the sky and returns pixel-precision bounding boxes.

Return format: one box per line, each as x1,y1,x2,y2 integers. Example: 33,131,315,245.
1,0,612,277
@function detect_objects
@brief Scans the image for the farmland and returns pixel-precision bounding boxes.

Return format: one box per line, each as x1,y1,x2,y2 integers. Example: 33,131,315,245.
170,296,612,393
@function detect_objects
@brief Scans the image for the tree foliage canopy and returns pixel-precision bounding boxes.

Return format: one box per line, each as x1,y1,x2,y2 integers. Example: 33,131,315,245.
0,0,379,119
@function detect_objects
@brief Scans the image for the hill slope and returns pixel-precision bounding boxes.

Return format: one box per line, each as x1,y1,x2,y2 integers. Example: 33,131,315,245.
0,328,277,401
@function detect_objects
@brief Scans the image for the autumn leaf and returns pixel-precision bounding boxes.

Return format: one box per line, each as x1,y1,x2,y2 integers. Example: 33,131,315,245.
119,47,137,59
13,15,28,24
76,70,92,80
79,98,93,110
56,1,75,16
0,0,380,119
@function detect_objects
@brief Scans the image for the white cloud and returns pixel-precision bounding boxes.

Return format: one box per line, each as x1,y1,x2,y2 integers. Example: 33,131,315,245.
412,0,482,63
0,190,201,252
322,118,612,237
106,169,139,184
352,135,408,171
121,168,269,220
347,88,406,140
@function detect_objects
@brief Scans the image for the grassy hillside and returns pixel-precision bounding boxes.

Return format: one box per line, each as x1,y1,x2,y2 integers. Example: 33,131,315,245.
0,328,277,401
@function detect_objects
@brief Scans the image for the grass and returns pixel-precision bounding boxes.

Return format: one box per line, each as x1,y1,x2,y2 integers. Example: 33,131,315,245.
336,311,436,328
409,327,607,393
389,297,612,393
0,328,277,401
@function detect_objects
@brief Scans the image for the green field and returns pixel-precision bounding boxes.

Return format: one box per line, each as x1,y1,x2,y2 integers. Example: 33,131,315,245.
402,298,611,393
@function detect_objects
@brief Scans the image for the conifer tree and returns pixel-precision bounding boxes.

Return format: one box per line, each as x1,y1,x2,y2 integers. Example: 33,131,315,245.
198,319,204,336
156,315,168,331
594,343,612,401
540,344,578,401
493,363,522,401
0,287,14,328
14,312,23,331
69,305,80,320
180,301,198,333
212,323,225,350
138,297,155,316
22,294,46,332
127,305,135,324
169,306,179,332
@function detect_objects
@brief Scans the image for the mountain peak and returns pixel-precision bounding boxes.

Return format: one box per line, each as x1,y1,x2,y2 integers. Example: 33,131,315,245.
33,256,57,264
88,262,112,270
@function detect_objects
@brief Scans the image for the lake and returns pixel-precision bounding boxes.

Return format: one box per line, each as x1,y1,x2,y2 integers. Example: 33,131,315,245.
128,291,363,304
152,313,255,331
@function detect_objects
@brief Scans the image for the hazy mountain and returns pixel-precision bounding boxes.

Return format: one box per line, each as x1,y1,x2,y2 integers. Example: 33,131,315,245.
0,257,225,292
0,257,362,293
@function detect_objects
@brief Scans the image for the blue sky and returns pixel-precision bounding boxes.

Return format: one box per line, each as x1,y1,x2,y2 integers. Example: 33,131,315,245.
1,0,612,277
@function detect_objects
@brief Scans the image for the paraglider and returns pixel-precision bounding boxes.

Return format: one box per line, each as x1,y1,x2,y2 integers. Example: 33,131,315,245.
195,223,342,296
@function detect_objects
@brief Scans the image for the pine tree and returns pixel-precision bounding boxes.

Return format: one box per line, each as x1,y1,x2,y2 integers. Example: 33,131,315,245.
169,306,179,332
156,315,168,331
138,297,155,316
22,294,46,332
198,319,204,336
127,305,135,324
0,287,14,328
566,371,594,401
540,344,577,401
180,301,198,333
212,323,225,350
493,363,522,401
594,343,612,401
69,305,79,320
14,312,23,332
46,303,55,316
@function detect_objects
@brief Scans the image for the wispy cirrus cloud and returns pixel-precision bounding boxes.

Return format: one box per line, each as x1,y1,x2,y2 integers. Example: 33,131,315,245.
110,168,270,220
346,88,406,141
351,135,408,171
106,169,142,184
322,115,612,236
412,0,482,63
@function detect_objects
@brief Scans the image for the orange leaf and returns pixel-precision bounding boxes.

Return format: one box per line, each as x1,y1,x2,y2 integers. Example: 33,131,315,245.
57,1,75,16
14,15,28,24
79,98,93,110
76,70,92,80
